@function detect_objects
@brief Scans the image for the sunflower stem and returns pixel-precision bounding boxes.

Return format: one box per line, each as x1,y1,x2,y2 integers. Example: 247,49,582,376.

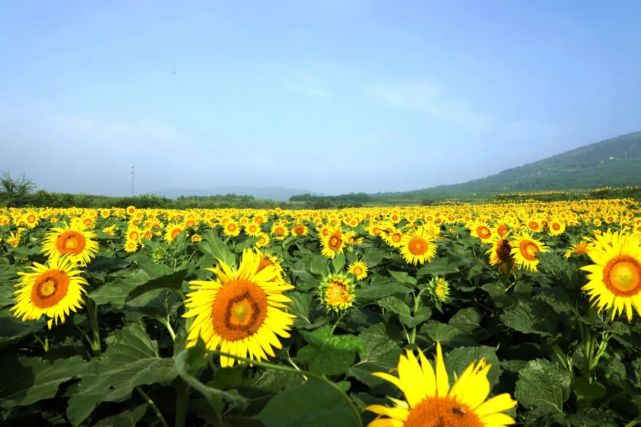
175,378,189,427
86,297,101,356
136,386,169,427
209,350,362,427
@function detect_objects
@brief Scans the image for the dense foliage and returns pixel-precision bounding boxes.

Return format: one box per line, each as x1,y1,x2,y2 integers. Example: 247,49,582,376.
1,200,641,426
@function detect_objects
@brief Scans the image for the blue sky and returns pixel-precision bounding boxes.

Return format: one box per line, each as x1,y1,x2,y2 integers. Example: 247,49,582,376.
1,0,640,196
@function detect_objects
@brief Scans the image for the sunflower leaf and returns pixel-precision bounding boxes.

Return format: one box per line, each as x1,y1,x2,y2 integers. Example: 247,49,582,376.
66,324,176,426
515,359,572,417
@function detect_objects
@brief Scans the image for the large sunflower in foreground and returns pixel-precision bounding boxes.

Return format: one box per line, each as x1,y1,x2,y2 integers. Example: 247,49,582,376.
367,343,517,427
400,226,437,265
183,250,295,367
582,232,641,321
12,256,88,329
42,223,99,265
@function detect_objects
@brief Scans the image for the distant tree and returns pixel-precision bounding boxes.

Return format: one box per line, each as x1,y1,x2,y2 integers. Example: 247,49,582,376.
0,171,35,206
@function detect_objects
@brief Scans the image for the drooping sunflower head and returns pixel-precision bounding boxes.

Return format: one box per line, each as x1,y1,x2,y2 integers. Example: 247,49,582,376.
42,223,99,266
184,250,295,367
400,226,438,266
319,273,355,312
486,234,514,273
582,232,641,321
366,342,517,427
12,256,89,329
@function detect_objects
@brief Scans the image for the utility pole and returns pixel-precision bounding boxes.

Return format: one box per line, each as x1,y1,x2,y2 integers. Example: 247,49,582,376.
130,164,135,196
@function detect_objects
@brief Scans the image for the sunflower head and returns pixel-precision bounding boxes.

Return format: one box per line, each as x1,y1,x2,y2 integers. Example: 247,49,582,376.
366,342,517,427
582,231,641,321
510,232,547,272
184,250,295,367
12,256,88,329
400,226,438,266
319,273,355,312
348,260,369,281
42,223,99,266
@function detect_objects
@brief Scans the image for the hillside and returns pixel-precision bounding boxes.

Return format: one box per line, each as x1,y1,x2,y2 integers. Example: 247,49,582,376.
373,131,641,200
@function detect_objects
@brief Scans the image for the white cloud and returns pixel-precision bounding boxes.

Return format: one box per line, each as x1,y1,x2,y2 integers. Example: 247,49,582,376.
368,81,494,131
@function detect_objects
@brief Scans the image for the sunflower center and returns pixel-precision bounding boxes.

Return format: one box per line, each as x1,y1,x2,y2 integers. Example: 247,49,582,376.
604,256,641,296
404,396,482,427
353,266,363,276
408,236,428,255
328,235,342,250
325,281,352,307
497,223,509,237
476,226,491,239
496,239,512,263
520,240,540,261
212,280,268,341
31,270,70,308
392,233,402,243
56,231,86,255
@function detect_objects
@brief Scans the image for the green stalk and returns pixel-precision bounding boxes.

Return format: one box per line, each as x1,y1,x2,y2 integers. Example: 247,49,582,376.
86,297,101,356
136,386,169,427
174,378,189,427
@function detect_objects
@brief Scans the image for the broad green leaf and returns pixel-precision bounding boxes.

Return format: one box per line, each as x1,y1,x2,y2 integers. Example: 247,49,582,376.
515,359,572,417
94,403,148,427
332,252,346,272
446,346,501,385
66,324,177,426
0,315,43,347
298,327,362,376
500,300,557,336
572,376,606,403
309,254,329,276
0,355,87,409
357,282,412,301
417,258,460,277
125,269,187,302
257,379,360,427
199,231,235,266
388,270,416,285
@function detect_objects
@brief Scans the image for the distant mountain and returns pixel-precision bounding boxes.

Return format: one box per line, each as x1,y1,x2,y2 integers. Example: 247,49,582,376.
153,186,316,202
372,131,641,200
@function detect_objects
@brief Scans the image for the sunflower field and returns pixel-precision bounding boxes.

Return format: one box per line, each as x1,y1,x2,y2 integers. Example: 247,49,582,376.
2,200,641,426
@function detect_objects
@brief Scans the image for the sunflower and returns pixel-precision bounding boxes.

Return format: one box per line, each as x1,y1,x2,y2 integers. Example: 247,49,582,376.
5,229,22,248
255,232,270,248
12,257,88,329
548,219,566,236
510,232,547,272
321,228,345,259
319,273,355,312
223,220,241,237
165,224,184,242
428,277,450,303
348,260,369,281
400,227,437,265
486,235,514,273
366,343,517,427
244,221,262,237
582,232,641,321
470,221,493,242
382,228,405,248
292,223,308,237
183,250,295,367
42,223,99,266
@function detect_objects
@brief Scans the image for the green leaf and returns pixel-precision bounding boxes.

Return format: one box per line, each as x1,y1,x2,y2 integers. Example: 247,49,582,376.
298,327,361,376
309,254,329,276
446,346,501,386
361,248,387,267
199,231,235,266
332,252,346,272
500,300,556,336
257,379,360,427
417,258,460,277
0,315,43,347
357,281,412,301
66,324,177,426
449,308,482,335
388,270,417,285
515,359,572,417
0,355,87,410
357,324,402,368
420,320,477,346
572,376,606,403
125,269,187,302
94,403,148,427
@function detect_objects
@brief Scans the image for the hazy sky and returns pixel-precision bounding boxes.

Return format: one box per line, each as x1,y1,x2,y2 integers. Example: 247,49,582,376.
1,1,640,196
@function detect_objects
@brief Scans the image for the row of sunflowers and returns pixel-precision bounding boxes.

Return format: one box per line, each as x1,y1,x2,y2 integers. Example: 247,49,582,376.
1,198,641,426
